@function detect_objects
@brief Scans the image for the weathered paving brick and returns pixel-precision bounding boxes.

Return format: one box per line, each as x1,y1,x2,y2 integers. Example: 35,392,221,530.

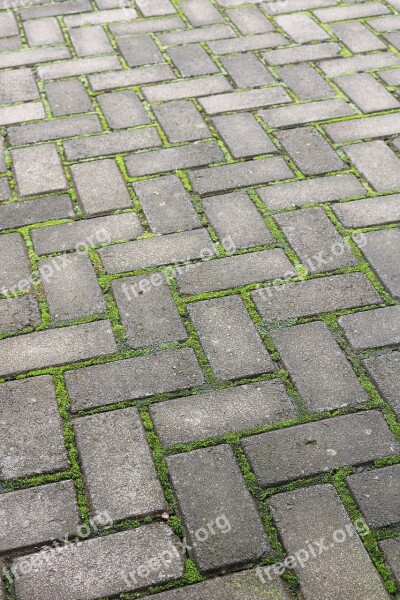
166,445,271,573
64,7,138,26
0,102,45,126
379,538,400,587
159,24,234,46
13,524,184,600
364,352,400,418
339,306,400,350
188,296,274,379
330,21,386,53
276,13,329,43
0,11,18,36
243,411,399,486
31,213,143,255
226,6,273,34
315,2,389,22
8,114,102,145
64,128,161,160
74,408,166,521
135,0,175,16
45,80,92,117
357,228,400,298
220,54,275,88
263,42,340,66
318,52,400,77
0,321,117,377
99,229,215,273
116,34,163,67
332,194,400,228
252,272,381,322
88,64,175,91
24,17,64,46
199,86,291,114
37,55,121,79
69,24,113,56
65,347,205,410
0,136,5,171
168,44,219,76
344,141,400,192
260,98,354,128
97,90,150,128
268,485,391,600
0,45,70,69
263,0,336,14
142,74,232,102
0,68,39,103
0,295,40,332
346,465,400,528
0,232,32,294
272,322,368,411
0,375,68,479
176,249,294,296
323,113,400,143
0,179,10,201
277,64,335,101
202,191,273,248
133,175,200,234
111,274,187,348
276,127,345,175
188,157,293,195
274,207,357,272
151,380,296,446
12,144,67,198
0,480,80,552
152,100,210,142
208,32,287,55
212,113,276,158
368,14,400,31
19,0,91,20
334,73,399,113
112,16,184,35
180,0,223,26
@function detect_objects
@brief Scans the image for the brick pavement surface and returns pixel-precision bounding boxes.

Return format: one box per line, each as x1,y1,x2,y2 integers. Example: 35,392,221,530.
0,0,400,598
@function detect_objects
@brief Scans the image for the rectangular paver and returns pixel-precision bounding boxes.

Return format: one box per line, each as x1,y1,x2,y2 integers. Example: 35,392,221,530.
339,306,400,350
12,144,67,197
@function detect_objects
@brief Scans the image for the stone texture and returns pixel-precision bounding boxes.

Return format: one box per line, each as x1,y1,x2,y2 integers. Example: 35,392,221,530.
45,80,92,116
339,306,400,350
212,113,276,158
168,44,219,76
180,0,223,26
263,42,340,66
8,114,102,145
357,228,400,298
323,113,400,143
152,100,210,142
379,538,400,588
364,352,400,418
0,195,74,231
0,295,40,332
69,25,113,56
0,232,32,295
142,75,232,102
12,144,67,197
64,128,161,160
225,7,273,34
334,73,399,113
276,13,329,43
330,21,386,53
199,87,291,114
277,64,335,100
260,98,354,128
209,32,286,54
345,141,400,192
220,53,274,88
117,34,163,67
97,90,150,128
332,195,400,228
24,17,64,45
0,68,39,103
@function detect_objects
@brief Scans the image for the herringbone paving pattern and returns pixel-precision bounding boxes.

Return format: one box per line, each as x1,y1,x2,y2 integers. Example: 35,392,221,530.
0,0,400,597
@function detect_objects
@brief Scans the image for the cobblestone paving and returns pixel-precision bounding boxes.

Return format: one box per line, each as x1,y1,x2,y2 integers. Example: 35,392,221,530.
0,0,400,598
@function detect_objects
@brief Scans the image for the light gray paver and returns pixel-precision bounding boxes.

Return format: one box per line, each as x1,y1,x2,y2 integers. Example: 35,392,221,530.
8,114,102,145
330,21,386,53
168,44,219,77
152,100,210,142
332,194,400,228
225,6,273,34
260,98,354,128
379,539,400,588
45,80,92,116
64,128,161,160
357,228,400,298
323,113,400,142
276,13,329,43
0,68,39,103
0,232,32,294
97,90,150,128
199,87,291,114
0,295,40,332
220,53,274,87
333,73,399,113
12,144,67,197
212,113,277,158
277,64,335,101
339,306,400,350
364,352,400,418
0,195,74,230
344,141,400,192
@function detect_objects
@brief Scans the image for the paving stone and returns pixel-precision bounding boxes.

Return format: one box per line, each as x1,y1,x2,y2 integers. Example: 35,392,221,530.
323,113,400,142
44,80,92,116
142,74,232,102
0,179,10,201
334,73,399,113
263,42,340,66
97,90,150,128
64,7,138,26
98,229,216,273
112,15,182,29
74,408,166,521
243,411,399,486
383,31,400,49
225,6,273,34
153,100,210,142
357,228,400,298
0,136,5,171
379,538,400,588
69,25,113,56
332,195,400,228
0,320,117,377
272,322,368,411
263,0,336,13
0,102,45,126
12,144,67,198
0,46,70,69
64,128,161,160
136,0,175,16
315,1,389,22
277,64,335,100
0,375,68,479
199,86,291,114
268,485,391,600
168,44,219,76
188,296,274,379
31,213,143,255
151,380,296,446
369,14,400,31
252,272,381,322
220,53,275,88
0,232,32,295
346,465,400,528
260,98,354,128
339,306,400,350
8,114,102,145
202,191,273,248
158,24,235,46
0,11,18,36
13,524,184,600
89,64,175,92
318,52,400,77
276,127,345,175
40,252,106,323
330,21,386,53
180,0,223,26
212,113,276,158
176,249,293,296
125,141,224,177
166,445,271,573
19,0,92,20
117,34,163,67
0,36,22,51
0,68,39,103
65,347,205,410
71,159,132,217
133,174,201,234
208,32,287,54
276,13,329,43
275,207,357,272
345,141,400,192
0,295,40,332
188,157,293,195
364,352,400,418
0,480,80,552
111,274,187,348
24,17,64,45
37,55,121,80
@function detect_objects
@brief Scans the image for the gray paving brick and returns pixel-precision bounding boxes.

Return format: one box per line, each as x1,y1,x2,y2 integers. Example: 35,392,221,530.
180,0,223,26
199,86,291,114
89,64,175,91
220,53,275,88
117,34,163,67
0,480,79,552
272,321,368,411
357,228,400,298
0,36,22,51
71,159,132,217
339,306,400,350
202,191,273,248
345,141,400,192
45,80,92,116
315,1,389,22
275,207,357,272
0,375,68,479
379,538,400,588
167,445,271,573
112,15,183,31
252,272,381,322
263,0,336,14
31,213,143,255
263,42,340,66
368,14,400,31
243,411,399,486
97,90,150,128
158,24,235,46
0,45,70,69
276,13,329,43
64,127,161,160
318,52,400,77
64,7,137,26
332,194,400,228
65,347,205,410
69,25,113,56
268,485,391,600
188,296,274,379
8,114,102,145
0,295,40,332
364,352,400,418
188,157,293,195
330,21,386,53
277,64,335,101
260,98,354,128
153,100,210,142
151,380,296,446
226,6,273,34
0,102,45,126
37,55,121,80
99,229,216,273
212,113,276,158
74,408,166,521
18,0,91,20
347,465,400,528
136,0,175,16
334,73,399,113
112,274,187,348
208,32,287,54
125,141,224,177
24,17,64,46
323,113,400,142
0,11,18,36
0,179,10,201
168,44,219,76
276,127,345,175
0,68,39,103
13,524,184,600
142,74,232,102
176,249,293,296
0,320,117,377
0,136,5,172
0,232,32,295
12,144,67,198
